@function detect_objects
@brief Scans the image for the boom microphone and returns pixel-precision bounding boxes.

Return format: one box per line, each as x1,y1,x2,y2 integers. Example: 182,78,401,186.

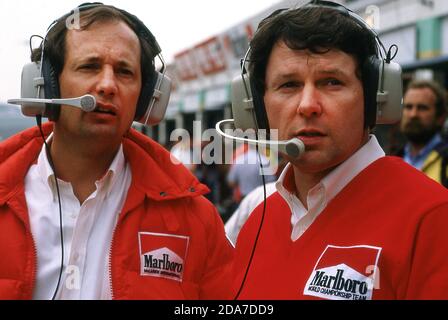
7,94,97,116
215,119,305,159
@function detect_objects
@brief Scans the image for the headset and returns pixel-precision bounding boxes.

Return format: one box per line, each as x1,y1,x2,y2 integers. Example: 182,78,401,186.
230,0,403,134
12,2,171,126
231,0,403,300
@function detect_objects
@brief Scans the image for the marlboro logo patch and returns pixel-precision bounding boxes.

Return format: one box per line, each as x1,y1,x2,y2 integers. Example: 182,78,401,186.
304,245,382,300
138,232,190,282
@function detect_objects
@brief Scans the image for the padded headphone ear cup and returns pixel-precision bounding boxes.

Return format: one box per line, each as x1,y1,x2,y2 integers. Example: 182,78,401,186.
19,62,47,117
362,56,380,127
135,69,158,120
230,73,271,132
134,72,172,126
231,74,258,131
249,75,270,131
376,60,403,124
21,62,43,99
362,56,403,126
42,55,61,121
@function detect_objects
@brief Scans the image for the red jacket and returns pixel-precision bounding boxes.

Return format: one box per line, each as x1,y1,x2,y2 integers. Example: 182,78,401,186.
0,123,234,300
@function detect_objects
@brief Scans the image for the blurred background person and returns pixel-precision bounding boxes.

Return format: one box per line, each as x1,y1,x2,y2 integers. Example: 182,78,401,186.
225,155,287,244
227,144,276,206
395,80,448,187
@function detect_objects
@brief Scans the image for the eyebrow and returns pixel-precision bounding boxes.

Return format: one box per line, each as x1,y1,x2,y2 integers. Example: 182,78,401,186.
315,69,348,77
404,103,431,109
271,68,349,83
75,56,136,69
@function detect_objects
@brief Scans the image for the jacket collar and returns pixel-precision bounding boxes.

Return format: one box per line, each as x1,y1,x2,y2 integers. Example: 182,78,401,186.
0,122,209,205
0,123,49,205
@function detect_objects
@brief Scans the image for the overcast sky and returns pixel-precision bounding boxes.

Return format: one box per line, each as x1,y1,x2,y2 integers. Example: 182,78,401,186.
0,0,281,102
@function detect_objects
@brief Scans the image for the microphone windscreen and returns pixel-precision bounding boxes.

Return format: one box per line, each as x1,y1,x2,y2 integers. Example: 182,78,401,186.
80,95,96,112
285,139,305,159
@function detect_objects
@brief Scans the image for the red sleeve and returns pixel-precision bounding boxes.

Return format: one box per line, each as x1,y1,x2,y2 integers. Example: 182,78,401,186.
405,203,448,299
197,203,235,300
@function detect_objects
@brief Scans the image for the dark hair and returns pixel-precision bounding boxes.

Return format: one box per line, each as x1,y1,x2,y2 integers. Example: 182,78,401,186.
249,6,378,97
406,80,447,117
31,5,157,86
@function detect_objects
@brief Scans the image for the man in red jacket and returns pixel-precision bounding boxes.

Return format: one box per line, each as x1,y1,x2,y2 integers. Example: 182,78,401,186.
0,3,233,300
233,1,448,300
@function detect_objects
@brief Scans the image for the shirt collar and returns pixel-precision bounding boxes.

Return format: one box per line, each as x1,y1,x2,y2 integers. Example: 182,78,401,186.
403,133,442,169
37,140,126,201
97,144,126,198
36,133,57,200
276,135,385,206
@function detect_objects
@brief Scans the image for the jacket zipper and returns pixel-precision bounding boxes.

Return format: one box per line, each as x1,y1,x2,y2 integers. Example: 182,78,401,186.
108,215,119,300
29,231,38,300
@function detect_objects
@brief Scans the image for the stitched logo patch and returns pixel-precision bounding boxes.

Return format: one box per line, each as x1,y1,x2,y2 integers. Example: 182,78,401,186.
138,232,189,282
303,245,382,300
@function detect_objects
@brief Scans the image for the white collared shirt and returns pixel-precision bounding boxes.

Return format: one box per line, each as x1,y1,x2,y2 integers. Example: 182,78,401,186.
25,143,132,300
276,135,385,242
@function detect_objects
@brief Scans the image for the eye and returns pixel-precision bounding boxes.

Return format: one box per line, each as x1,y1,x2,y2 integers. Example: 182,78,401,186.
279,81,299,89
79,63,99,70
323,78,342,86
417,104,430,111
117,68,134,76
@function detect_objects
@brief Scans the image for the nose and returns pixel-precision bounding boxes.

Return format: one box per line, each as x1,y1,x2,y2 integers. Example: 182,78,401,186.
297,84,322,118
409,107,419,118
95,66,118,99
404,104,419,118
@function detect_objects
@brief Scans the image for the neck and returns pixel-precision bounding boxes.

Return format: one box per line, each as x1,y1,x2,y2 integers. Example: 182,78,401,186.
49,133,121,203
407,132,439,157
409,143,425,157
291,132,370,208
292,167,329,209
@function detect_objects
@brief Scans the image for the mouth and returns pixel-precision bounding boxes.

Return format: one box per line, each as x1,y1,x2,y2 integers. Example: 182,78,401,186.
93,103,117,116
296,129,326,138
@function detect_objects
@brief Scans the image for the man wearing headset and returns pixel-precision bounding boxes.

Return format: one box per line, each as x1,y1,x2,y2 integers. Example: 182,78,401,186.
0,3,233,299
232,1,448,299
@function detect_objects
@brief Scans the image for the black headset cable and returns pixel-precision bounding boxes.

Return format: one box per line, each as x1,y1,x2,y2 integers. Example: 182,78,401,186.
36,116,65,300
233,142,268,300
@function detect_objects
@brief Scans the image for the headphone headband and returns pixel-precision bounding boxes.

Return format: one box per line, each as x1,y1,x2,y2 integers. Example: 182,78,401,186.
306,0,387,58
49,2,162,57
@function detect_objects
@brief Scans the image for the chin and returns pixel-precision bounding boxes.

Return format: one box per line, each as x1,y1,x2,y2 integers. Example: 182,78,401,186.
81,125,121,138
291,151,340,171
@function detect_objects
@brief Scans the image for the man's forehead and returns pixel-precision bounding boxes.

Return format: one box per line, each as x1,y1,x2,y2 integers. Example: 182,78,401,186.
64,20,141,59
65,20,139,43
270,43,356,73
405,88,437,102
272,60,353,79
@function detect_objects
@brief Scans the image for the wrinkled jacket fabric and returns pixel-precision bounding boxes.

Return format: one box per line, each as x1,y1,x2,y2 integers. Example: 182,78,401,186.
0,123,234,300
